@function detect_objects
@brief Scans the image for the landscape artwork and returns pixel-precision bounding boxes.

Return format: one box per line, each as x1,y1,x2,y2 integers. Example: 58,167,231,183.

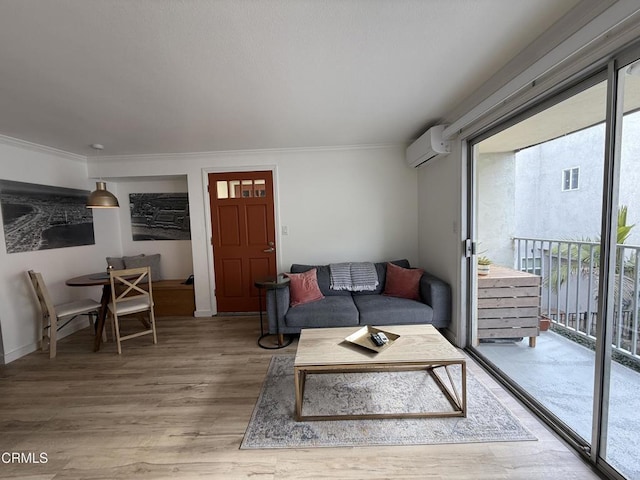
0,179,95,254
129,193,191,241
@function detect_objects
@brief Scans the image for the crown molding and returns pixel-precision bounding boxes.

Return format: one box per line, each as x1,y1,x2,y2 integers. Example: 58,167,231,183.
0,134,86,163
93,142,404,162
0,134,403,163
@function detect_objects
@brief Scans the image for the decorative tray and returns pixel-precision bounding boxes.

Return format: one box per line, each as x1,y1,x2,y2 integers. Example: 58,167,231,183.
344,325,400,353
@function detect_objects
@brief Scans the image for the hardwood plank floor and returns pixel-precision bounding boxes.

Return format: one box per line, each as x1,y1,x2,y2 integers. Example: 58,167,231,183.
0,316,603,479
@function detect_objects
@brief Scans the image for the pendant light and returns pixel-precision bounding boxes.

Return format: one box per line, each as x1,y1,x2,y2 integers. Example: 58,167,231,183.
86,143,119,208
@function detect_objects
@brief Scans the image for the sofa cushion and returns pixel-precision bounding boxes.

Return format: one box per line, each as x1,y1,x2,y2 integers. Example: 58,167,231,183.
353,295,433,325
285,296,359,328
106,254,146,271
106,256,126,270
124,253,162,281
285,268,324,307
290,264,350,296
383,262,423,300
353,259,411,295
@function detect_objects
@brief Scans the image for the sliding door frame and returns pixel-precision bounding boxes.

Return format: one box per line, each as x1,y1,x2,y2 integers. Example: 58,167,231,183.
590,57,620,469
464,40,640,478
465,70,608,458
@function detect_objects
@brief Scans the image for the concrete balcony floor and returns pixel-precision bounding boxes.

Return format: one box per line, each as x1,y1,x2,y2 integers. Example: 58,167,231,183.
477,330,640,479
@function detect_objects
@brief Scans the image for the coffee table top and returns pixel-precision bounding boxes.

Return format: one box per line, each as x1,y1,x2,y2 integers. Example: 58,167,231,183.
294,325,465,367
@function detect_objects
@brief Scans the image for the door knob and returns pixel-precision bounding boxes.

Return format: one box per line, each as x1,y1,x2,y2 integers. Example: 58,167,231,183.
263,241,275,253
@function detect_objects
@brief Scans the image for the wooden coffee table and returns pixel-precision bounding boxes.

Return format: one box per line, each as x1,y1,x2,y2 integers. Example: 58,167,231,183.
294,324,466,421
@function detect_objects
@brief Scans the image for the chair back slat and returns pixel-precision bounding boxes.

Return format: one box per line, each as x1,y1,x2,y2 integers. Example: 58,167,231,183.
27,270,57,320
109,267,154,305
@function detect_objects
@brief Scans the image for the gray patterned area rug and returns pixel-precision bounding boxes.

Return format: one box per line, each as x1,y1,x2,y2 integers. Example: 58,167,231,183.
241,355,536,449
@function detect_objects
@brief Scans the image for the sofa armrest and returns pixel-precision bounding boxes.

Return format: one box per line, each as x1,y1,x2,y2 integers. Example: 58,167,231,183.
420,272,451,328
266,286,290,334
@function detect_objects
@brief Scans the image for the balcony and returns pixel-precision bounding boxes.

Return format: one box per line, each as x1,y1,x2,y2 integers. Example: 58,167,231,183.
477,329,640,479
514,236,640,361
476,237,640,479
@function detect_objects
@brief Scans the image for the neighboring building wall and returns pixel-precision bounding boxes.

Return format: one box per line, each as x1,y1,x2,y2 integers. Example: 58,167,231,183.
618,111,640,245
514,110,640,245
515,123,606,242
477,152,516,268
482,111,640,318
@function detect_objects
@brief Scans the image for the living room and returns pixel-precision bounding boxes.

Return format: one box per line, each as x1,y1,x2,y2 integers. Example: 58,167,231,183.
2,1,639,478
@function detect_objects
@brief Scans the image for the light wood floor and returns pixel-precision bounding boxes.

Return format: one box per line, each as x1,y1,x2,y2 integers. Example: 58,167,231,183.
0,316,603,479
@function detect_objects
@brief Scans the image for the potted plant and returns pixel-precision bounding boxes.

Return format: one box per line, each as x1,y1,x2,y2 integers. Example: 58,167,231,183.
539,314,551,332
477,256,492,276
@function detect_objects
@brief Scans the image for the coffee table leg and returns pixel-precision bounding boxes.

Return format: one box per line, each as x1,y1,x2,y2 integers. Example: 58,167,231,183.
294,367,305,421
461,361,467,417
428,363,466,417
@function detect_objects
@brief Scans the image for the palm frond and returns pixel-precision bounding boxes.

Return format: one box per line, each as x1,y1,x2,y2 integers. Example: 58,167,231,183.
544,205,634,293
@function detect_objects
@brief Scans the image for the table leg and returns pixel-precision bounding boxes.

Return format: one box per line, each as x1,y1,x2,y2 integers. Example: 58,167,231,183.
258,286,264,337
294,367,305,421
257,286,293,349
93,285,111,352
461,361,467,418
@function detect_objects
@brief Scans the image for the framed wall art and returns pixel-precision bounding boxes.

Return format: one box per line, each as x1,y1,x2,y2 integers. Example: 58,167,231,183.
129,193,191,241
0,179,95,254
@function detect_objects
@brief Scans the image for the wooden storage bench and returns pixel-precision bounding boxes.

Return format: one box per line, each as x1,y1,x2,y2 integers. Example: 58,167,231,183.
118,279,195,317
152,280,195,316
477,265,540,347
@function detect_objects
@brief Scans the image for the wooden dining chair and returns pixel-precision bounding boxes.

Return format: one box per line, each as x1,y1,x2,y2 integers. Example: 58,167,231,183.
108,266,158,354
27,270,102,359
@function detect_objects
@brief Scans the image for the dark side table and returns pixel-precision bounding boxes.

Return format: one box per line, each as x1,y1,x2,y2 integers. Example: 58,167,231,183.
254,274,293,349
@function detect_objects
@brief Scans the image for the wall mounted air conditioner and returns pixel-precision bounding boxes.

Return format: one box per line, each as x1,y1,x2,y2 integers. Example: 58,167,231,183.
405,124,450,168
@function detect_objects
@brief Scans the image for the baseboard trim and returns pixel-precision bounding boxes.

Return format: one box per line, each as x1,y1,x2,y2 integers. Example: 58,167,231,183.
3,342,38,364
2,317,89,364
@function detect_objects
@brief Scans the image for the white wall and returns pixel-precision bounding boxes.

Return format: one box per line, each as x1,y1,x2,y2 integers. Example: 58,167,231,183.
96,145,418,317
0,138,121,363
115,178,193,279
417,140,464,345
1,140,418,362
276,148,418,266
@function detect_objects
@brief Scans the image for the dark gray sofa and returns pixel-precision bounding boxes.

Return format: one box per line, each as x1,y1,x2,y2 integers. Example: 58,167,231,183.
266,259,450,336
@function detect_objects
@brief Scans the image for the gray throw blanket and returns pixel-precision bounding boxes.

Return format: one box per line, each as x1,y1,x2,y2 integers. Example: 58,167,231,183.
330,262,379,291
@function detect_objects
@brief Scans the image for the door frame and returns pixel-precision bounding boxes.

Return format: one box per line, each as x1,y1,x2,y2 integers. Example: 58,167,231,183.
201,164,281,315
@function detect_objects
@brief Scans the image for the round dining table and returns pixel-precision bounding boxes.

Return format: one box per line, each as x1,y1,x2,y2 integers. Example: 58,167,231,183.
66,272,115,351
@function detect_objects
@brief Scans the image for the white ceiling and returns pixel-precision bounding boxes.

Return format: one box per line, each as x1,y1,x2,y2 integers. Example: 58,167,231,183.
0,0,582,157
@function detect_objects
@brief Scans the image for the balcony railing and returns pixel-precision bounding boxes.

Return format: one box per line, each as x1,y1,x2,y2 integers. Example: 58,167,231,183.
513,236,640,359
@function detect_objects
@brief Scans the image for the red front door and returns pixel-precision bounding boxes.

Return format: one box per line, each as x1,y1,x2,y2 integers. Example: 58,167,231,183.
208,171,276,312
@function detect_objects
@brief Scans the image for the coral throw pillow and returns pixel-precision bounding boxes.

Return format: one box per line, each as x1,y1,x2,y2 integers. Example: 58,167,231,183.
286,268,324,307
383,262,424,301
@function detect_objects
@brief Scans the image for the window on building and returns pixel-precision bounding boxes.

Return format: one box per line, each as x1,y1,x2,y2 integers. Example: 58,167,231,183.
562,167,579,191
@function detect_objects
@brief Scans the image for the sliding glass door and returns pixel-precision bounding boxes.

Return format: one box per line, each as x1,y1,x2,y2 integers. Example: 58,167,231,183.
469,51,640,479
472,75,607,442
599,58,640,480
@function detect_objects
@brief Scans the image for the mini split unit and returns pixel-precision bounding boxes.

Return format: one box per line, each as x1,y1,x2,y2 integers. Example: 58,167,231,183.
405,124,451,168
